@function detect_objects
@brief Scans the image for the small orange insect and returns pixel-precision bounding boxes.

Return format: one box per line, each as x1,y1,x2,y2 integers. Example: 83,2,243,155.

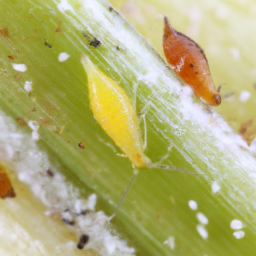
163,16,221,106
0,166,15,199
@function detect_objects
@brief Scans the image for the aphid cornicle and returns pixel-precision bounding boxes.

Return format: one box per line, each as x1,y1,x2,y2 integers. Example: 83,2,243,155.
163,16,221,106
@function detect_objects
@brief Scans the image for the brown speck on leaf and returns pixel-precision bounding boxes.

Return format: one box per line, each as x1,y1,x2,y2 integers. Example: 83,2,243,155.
8,55,14,60
16,117,26,126
78,142,85,149
0,27,8,37
89,37,101,48
26,107,36,116
14,72,22,80
76,209,88,216
47,169,54,177
82,32,88,37
55,19,62,33
109,6,113,11
40,117,49,125
77,234,89,249
239,119,256,145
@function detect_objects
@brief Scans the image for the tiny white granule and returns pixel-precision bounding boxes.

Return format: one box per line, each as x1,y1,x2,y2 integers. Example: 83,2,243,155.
233,230,245,239
163,236,175,250
188,200,198,210
28,120,40,141
24,81,32,92
230,219,243,230
239,91,251,102
211,181,221,194
181,85,194,97
228,47,240,60
196,224,208,239
12,63,27,72
196,212,208,225
61,211,73,222
87,193,97,211
58,52,70,62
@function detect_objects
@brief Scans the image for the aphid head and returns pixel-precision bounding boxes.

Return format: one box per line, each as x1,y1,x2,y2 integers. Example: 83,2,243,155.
214,93,221,106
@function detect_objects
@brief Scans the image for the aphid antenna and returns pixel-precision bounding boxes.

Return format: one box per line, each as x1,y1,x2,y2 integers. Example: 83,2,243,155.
108,169,139,221
218,82,225,93
158,144,174,163
152,163,197,176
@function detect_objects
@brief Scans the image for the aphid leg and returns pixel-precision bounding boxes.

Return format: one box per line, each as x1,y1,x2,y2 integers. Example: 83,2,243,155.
108,169,138,221
158,144,174,164
222,92,235,99
200,100,213,113
138,102,150,151
142,114,147,151
152,163,197,176
116,153,128,158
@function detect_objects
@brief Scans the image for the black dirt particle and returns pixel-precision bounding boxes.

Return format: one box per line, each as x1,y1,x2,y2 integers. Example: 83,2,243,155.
46,169,54,177
77,234,89,249
190,63,194,68
89,37,101,48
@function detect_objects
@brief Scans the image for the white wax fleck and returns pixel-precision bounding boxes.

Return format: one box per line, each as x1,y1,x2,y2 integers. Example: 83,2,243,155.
24,81,32,92
87,193,97,211
12,63,27,72
28,120,40,141
211,181,221,194
58,52,70,62
239,91,251,102
233,230,245,239
196,212,208,225
163,236,175,250
196,224,208,239
57,0,74,13
230,219,243,230
188,200,198,210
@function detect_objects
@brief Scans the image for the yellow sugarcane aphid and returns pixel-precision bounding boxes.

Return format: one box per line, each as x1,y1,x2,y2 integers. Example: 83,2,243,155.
81,54,195,218
81,54,151,168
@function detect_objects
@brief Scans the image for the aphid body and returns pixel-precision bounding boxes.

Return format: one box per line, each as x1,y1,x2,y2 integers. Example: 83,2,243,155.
0,166,15,199
163,17,221,106
81,55,151,168
81,55,195,218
